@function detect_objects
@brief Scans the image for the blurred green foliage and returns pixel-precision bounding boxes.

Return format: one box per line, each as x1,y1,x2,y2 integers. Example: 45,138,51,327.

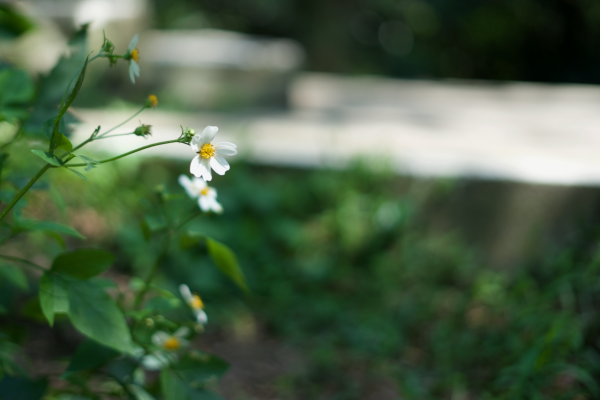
152,0,600,83
10,157,598,399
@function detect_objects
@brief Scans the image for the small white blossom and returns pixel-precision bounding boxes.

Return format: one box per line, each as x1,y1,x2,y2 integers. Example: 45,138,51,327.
178,175,223,213
151,326,190,351
179,284,208,324
127,34,140,84
189,126,237,181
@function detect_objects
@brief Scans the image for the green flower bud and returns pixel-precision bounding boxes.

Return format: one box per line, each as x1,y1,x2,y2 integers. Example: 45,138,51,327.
134,124,152,138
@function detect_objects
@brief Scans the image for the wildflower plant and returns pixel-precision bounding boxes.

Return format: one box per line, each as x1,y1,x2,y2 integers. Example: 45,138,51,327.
0,26,246,399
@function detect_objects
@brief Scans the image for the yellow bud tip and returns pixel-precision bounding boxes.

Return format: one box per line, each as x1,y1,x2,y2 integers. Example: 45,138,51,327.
131,48,139,62
190,294,204,310
163,337,180,350
148,94,158,108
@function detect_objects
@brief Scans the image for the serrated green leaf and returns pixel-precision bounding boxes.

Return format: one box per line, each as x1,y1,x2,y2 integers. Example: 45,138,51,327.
51,248,115,279
26,26,87,136
63,339,119,377
67,280,133,353
39,272,69,326
31,149,62,166
206,238,248,293
49,55,89,153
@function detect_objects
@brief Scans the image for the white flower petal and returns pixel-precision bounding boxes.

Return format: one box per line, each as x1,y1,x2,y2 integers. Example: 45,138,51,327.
179,284,193,303
191,133,203,150
201,158,212,181
152,331,170,346
129,60,140,84
174,326,191,338
201,126,218,144
178,175,198,198
198,196,210,211
192,177,207,190
195,309,208,324
128,34,139,51
190,156,202,177
210,199,223,214
215,146,237,156
209,157,227,175
213,154,230,172
206,187,217,198
214,141,237,149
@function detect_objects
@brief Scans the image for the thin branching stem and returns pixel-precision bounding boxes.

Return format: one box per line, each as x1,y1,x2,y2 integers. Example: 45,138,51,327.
97,107,146,138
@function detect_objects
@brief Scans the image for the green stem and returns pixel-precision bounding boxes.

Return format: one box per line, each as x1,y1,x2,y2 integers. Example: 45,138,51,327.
97,107,145,138
0,254,46,272
0,164,50,223
65,139,184,167
133,236,171,309
94,132,136,140
175,209,202,231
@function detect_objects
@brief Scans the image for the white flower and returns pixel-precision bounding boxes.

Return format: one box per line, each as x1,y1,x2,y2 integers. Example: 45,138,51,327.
132,346,176,371
151,326,190,351
178,175,223,213
127,34,140,84
189,126,237,181
179,284,208,325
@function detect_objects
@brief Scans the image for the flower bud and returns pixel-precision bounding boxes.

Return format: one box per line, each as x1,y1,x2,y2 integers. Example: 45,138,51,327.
146,94,158,108
134,124,152,138
103,39,115,55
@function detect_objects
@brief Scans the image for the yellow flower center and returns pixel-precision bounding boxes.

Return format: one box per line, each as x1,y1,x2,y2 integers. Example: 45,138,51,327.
163,336,180,350
199,143,216,159
131,48,139,62
148,94,158,107
200,187,209,196
190,294,204,310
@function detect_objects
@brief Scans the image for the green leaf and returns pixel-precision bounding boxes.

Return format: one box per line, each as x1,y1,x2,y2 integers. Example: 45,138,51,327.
0,376,47,400
26,25,87,136
31,149,62,166
206,238,248,293
39,272,69,326
51,249,115,280
16,219,85,239
53,132,73,153
179,231,205,249
63,339,119,377
0,5,35,39
67,280,133,353
0,68,34,123
0,264,28,290
67,167,87,180
49,54,89,153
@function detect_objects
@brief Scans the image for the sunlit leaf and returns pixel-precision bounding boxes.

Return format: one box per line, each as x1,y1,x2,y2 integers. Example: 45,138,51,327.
206,238,248,293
